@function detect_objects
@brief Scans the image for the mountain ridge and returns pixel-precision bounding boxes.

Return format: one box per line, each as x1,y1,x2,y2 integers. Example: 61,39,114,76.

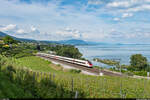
1,31,149,45
0,31,94,45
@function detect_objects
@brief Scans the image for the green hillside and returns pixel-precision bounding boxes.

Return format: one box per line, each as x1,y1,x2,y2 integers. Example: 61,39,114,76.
1,55,150,98
0,72,33,98
0,36,150,98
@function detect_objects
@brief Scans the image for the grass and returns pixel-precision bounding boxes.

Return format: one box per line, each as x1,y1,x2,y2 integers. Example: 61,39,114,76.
1,55,150,98
0,72,33,98
13,56,87,76
14,56,57,73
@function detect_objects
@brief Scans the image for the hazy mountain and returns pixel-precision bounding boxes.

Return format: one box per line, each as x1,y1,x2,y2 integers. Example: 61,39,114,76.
59,39,88,45
0,31,37,42
0,31,8,37
0,31,112,45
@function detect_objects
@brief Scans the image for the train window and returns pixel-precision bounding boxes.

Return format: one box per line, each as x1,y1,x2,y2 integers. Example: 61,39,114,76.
88,61,92,65
74,61,86,64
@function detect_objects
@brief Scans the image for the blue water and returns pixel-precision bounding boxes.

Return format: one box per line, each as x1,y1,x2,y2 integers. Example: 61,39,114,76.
76,44,150,68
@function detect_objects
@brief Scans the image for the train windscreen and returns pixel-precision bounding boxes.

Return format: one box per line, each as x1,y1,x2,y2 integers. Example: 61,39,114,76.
88,61,93,66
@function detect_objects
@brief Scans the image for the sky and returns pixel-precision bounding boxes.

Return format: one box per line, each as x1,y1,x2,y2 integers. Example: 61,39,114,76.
0,0,150,43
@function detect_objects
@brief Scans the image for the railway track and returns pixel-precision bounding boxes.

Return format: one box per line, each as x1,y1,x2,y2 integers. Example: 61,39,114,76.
37,55,123,77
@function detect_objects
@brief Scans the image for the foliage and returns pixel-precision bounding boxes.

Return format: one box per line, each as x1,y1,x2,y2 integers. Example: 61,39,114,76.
9,56,150,98
93,66,103,70
129,54,148,71
0,38,38,58
36,45,41,51
57,64,61,67
0,56,83,98
56,45,82,59
124,72,134,76
99,54,150,77
93,58,120,66
0,37,83,59
133,71,147,76
2,36,17,44
145,65,150,72
69,69,81,74
0,71,33,98
121,64,130,69
109,67,127,73
1,56,150,98
79,57,87,60
40,44,83,59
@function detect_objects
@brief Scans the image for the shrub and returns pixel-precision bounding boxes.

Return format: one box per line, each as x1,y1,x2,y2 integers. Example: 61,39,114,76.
124,72,134,76
133,71,147,76
69,69,81,74
130,54,148,71
57,64,61,67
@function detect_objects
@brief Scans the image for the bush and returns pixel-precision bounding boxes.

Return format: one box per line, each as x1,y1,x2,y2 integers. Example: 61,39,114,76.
57,64,61,67
146,66,150,72
56,45,82,59
1,64,75,98
0,55,7,71
14,52,33,59
1,55,150,98
133,71,147,76
69,69,81,74
93,66,103,70
124,72,134,76
130,54,148,71
79,57,87,60
3,36,17,45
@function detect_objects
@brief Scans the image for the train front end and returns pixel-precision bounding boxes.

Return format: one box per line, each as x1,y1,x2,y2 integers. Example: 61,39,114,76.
87,61,93,68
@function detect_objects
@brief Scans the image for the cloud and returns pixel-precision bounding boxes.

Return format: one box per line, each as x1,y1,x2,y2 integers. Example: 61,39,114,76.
55,27,82,39
107,1,131,8
30,26,40,33
113,18,120,21
87,0,103,5
122,13,133,18
0,24,16,31
126,4,150,12
31,26,37,32
106,0,150,8
16,29,25,34
106,0,150,15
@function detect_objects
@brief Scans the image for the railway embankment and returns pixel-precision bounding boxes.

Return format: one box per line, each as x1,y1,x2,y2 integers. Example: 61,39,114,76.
37,54,150,79
37,54,124,77
39,55,99,76
2,55,150,98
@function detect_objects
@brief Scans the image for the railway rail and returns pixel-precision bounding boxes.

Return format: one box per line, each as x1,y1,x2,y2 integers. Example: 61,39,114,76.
36,54,123,77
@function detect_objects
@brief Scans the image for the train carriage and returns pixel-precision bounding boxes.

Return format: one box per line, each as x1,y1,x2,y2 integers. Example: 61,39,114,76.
37,53,93,68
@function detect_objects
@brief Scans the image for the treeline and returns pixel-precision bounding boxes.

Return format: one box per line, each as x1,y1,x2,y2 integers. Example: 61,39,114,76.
0,36,83,59
39,44,82,59
0,36,37,58
94,54,150,76
128,54,150,71
93,58,119,66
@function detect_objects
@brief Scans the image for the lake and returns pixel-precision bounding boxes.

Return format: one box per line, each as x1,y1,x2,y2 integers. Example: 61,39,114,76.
76,44,150,68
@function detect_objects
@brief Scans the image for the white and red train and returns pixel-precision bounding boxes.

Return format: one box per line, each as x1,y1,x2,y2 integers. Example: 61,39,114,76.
37,53,93,68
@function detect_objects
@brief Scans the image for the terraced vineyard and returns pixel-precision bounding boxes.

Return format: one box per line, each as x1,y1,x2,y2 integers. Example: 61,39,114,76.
1,55,150,98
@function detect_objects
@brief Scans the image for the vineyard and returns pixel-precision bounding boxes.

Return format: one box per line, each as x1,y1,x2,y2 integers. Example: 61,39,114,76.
0,55,150,98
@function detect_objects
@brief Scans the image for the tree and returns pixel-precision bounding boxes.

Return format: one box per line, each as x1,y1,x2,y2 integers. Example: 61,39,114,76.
3,36,17,45
36,45,41,51
130,54,148,71
146,64,150,72
56,46,82,59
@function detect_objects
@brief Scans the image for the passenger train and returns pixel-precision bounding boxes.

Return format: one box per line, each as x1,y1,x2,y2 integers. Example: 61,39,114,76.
37,53,93,68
